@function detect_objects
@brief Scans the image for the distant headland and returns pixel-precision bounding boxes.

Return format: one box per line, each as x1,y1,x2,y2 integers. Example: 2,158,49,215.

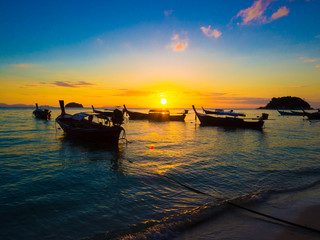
65,102,83,108
259,96,312,110
0,103,34,108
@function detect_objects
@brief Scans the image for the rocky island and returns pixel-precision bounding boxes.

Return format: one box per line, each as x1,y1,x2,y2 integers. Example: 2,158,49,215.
259,96,312,110
65,102,83,108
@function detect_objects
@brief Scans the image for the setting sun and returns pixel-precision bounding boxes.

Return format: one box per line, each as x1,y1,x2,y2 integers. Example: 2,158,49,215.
160,98,167,105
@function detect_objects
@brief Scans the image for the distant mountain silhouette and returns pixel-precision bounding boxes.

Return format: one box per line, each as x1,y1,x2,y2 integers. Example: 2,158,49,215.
259,96,312,109
65,102,83,108
0,103,34,108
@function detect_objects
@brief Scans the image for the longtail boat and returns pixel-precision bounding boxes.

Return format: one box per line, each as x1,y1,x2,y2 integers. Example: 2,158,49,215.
277,110,303,116
123,105,187,121
92,105,113,116
302,109,320,120
33,103,51,120
56,100,124,146
193,105,266,130
290,110,304,116
169,110,188,121
123,105,149,120
202,107,246,117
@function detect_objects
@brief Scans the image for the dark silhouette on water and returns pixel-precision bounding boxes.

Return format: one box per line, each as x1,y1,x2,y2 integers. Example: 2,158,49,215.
277,109,304,116
123,105,149,120
123,105,187,121
32,103,51,120
202,107,246,117
302,109,320,120
193,105,267,130
56,100,124,146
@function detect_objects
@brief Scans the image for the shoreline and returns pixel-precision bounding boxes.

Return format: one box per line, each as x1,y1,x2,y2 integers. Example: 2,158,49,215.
175,184,320,240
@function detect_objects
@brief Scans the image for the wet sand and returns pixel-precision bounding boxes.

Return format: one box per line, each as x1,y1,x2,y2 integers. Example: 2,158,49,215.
175,184,320,240
274,204,320,240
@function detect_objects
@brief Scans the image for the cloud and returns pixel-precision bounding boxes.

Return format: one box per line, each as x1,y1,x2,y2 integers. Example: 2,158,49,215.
167,33,189,51
289,85,308,88
53,81,95,88
189,91,226,97
270,6,289,20
200,25,222,39
234,0,289,25
303,58,320,63
236,0,272,24
210,96,270,105
316,35,320,38
316,64,320,68
164,10,173,17
113,89,152,96
174,43,186,51
11,64,39,68
19,84,38,88
97,38,103,44
76,81,95,86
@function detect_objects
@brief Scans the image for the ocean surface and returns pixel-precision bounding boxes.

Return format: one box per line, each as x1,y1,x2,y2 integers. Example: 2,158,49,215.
0,107,319,240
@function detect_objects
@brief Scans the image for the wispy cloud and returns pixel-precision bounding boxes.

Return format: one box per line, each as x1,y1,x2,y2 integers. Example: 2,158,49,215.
234,0,289,25
200,25,222,39
97,38,103,44
270,6,289,20
209,96,270,105
113,89,152,96
167,33,189,51
164,10,173,17
303,58,320,63
303,58,320,68
53,81,95,88
236,0,272,25
289,85,308,88
11,64,39,68
188,91,226,97
19,84,38,89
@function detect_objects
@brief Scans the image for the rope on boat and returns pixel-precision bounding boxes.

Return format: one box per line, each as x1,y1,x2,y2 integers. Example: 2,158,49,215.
119,128,128,144
160,173,320,235
134,167,320,235
54,120,57,133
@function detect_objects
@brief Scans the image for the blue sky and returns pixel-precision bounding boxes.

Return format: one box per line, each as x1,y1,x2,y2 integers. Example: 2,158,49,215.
0,0,319,108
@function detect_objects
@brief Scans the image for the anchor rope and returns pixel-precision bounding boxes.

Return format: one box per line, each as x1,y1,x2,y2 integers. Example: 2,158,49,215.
134,167,320,235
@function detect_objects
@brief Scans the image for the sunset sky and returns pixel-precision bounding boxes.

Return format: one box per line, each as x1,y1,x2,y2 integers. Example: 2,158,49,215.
0,0,319,108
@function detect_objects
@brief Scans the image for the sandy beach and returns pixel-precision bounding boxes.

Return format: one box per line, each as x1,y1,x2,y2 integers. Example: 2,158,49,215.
175,184,320,240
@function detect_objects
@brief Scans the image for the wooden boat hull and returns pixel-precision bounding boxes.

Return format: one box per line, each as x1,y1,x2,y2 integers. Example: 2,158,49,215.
304,112,320,120
127,111,149,120
56,115,123,145
148,111,186,121
148,111,169,121
169,114,186,121
278,110,302,116
290,111,304,116
123,105,149,120
194,106,264,130
202,107,245,117
92,106,113,117
123,105,186,121
33,110,51,120
202,107,221,115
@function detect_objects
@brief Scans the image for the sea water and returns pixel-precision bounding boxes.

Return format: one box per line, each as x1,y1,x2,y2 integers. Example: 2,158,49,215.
0,108,319,239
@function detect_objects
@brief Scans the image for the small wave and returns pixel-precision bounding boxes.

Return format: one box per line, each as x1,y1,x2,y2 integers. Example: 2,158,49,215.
86,201,226,240
86,179,320,240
